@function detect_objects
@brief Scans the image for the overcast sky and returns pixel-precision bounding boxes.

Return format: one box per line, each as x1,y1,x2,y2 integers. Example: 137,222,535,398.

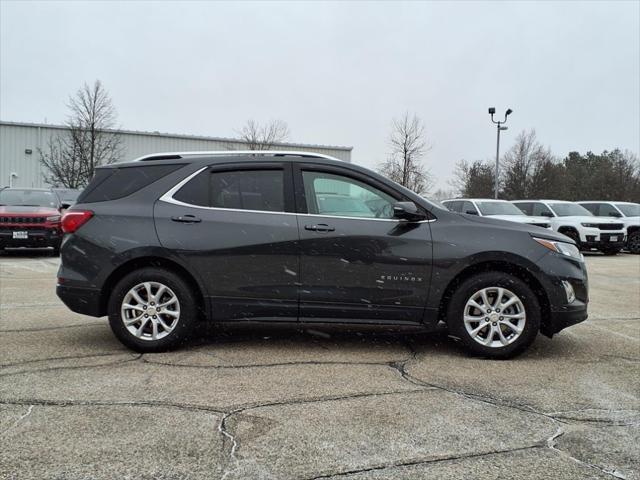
1,0,639,190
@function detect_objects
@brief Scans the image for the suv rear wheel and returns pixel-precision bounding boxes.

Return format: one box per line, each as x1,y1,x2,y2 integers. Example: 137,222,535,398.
447,272,540,359
108,267,198,352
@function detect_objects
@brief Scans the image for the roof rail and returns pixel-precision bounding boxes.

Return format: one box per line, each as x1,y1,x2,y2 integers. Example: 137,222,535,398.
134,150,342,162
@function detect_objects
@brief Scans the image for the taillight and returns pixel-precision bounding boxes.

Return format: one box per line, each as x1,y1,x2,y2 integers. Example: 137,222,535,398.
61,210,94,233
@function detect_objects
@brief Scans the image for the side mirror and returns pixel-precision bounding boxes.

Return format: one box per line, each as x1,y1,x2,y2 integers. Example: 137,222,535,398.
393,202,425,221
61,202,71,209
609,212,622,218
465,209,478,215
541,211,553,217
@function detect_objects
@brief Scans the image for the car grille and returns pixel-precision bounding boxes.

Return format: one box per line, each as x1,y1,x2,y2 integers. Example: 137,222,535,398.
0,216,46,224
0,225,47,231
598,224,623,230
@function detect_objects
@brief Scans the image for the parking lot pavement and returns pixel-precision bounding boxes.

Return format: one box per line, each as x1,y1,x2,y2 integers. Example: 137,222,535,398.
1,251,638,480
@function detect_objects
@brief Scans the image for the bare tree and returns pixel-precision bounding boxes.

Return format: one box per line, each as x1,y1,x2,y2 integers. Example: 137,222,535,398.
430,187,457,201
501,129,553,199
40,80,121,187
378,112,433,194
236,119,290,150
451,159,495,198
40,134,85,189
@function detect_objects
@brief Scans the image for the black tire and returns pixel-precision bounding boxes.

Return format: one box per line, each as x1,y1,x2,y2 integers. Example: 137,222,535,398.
51,245,60,256
599,246,621,256
108,267,199,352
446,271,540,359
628,231,640,254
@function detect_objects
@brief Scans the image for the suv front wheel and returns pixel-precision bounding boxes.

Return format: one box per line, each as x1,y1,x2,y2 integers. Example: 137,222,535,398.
108,268,198,352
447,272,540,359
628,231,640,254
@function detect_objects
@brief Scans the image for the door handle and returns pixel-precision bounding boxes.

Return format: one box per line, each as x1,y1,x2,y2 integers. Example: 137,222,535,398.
305,223,335,232
171,215,202,224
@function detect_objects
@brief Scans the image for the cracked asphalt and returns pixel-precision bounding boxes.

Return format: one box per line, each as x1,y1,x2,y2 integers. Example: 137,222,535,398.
1,252,639,480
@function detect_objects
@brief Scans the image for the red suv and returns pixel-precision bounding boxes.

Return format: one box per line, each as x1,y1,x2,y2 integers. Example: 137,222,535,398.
0,188,69,254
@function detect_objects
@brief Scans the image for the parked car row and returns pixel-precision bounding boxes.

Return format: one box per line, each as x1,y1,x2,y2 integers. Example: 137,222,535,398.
0,187,80,254
441,198,639,255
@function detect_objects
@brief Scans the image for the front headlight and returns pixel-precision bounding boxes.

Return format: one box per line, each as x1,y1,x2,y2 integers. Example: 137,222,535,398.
533,237,583,261
581,223,599,228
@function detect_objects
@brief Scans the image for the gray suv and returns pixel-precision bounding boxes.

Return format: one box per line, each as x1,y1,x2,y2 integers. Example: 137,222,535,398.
57,151,588,358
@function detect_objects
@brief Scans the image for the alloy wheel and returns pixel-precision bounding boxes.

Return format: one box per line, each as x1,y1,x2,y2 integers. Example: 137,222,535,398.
463,287,526,348
121,282,181,341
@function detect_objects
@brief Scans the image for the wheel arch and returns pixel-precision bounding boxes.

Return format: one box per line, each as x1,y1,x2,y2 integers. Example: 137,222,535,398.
557,225,579,236
99,256,207,318
437,259,551,333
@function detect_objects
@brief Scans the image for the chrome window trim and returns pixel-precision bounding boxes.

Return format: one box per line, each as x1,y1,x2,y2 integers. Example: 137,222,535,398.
158,166,435,223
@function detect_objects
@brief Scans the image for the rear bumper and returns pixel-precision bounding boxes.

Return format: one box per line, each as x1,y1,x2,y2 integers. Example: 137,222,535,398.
0,228,62,248
56,284,104,317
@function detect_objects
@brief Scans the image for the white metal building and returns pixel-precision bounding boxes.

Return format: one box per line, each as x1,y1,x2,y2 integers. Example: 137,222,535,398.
0,121,352,188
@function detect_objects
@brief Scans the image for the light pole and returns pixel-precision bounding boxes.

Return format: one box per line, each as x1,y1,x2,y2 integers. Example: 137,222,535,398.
488,107,513,199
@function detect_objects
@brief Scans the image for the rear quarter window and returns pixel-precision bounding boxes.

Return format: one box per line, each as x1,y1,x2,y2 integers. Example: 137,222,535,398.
78,164,183,203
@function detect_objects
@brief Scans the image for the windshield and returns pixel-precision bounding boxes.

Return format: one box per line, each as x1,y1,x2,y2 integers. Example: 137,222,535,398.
476,201,524,216
54,189,80,202
615,203,640,217
549,202,593,217
0,189,58,208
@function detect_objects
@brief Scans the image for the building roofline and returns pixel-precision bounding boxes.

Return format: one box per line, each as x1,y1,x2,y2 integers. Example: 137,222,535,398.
0,120,353,152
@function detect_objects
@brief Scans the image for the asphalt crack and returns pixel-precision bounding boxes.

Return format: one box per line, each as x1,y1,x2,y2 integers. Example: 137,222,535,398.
0,322,103,333
0,398,225,415
306,445,546,479
0,354,142,378
547,426,629,479
0,351,131,369
389,345,634,480
0,404,33,438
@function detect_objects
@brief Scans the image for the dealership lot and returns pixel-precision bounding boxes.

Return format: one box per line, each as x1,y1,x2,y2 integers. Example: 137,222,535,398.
1,252,638,480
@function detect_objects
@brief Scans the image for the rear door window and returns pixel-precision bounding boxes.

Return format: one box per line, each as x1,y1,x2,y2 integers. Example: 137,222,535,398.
211,170,284,212
173,168,285,212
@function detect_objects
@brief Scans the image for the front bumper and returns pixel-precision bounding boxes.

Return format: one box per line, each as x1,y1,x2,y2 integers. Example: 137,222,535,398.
0,227,62,248
536,252,589,337
578,227,625,246
545,302,588,336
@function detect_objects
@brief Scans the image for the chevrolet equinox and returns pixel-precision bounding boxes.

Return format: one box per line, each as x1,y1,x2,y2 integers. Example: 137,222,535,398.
56,151,588,358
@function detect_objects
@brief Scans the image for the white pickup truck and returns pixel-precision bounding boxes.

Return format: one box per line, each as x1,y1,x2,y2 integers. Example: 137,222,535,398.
578,201,640,254
441,199,552,229
512,200,627,255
